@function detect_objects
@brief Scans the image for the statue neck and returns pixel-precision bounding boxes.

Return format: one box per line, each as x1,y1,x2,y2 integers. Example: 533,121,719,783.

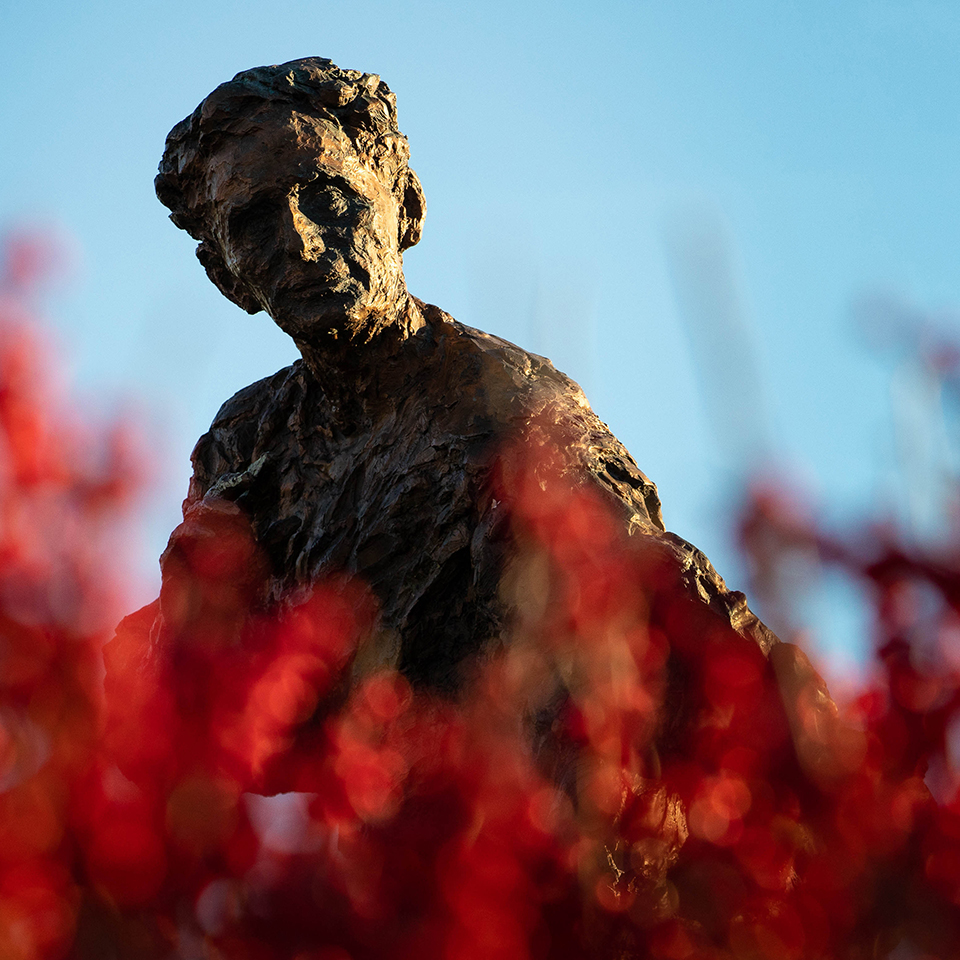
294,294,430,429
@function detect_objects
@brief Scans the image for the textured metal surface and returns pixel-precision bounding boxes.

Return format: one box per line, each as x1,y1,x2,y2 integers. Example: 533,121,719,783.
152,56,778,694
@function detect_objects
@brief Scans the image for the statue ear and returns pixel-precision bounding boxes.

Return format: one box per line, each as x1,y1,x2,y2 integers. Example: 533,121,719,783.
398,169,426,251
196,241,263,315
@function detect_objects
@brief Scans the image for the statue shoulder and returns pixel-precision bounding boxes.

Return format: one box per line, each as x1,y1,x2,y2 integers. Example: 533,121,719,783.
414,302,664,531
188,360,315,501
415,299,588,408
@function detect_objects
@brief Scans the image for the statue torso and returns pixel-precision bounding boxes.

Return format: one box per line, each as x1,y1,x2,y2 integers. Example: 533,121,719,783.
184,304,664,688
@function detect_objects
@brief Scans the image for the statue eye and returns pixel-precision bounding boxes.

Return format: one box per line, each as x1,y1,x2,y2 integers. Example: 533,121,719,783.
297,180,352,224
227,200,275,249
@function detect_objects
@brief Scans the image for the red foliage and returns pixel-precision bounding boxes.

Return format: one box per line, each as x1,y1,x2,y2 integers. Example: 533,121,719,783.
3,233,960,958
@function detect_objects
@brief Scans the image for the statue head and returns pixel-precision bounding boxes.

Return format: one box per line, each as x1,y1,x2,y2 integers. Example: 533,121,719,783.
155,58,426,344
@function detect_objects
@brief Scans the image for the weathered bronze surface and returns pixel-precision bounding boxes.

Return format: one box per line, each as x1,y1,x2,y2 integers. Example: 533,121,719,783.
152,57,777,693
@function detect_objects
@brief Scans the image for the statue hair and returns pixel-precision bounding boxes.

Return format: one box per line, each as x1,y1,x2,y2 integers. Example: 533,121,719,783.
155,57,411,244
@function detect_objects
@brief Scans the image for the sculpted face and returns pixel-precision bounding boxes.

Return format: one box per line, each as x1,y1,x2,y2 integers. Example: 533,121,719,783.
202,112,408,342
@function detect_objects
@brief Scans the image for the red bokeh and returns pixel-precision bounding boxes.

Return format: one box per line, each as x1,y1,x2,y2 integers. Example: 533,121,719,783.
2,232,960,957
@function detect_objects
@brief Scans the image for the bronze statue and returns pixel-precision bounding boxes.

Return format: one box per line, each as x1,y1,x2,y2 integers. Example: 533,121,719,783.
149,56,779,696
92,59,850,959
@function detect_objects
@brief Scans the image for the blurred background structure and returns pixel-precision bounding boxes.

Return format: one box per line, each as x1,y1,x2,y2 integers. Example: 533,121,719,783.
2,0,959,682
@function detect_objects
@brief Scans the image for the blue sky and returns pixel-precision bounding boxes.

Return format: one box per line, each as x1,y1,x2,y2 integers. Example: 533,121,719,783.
2,0,959,675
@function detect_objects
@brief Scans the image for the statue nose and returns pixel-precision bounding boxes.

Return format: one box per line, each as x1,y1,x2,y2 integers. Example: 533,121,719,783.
287,195,326,261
